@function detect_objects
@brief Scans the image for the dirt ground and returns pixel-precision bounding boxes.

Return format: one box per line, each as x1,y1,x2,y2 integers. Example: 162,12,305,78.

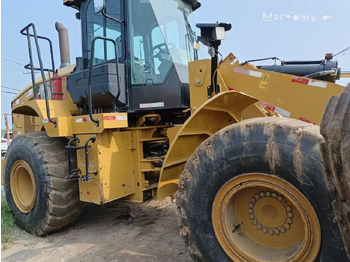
1,198,192,262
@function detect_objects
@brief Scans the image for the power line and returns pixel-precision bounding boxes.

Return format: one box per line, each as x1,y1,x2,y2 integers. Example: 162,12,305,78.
2,85,21,91
2,60,25,68
1,58,23,66
2,65,26,73
2,63,24,69
334,46,350,57
2,64,24,71
1,90,17,95
2,53,27,64
2,61,24,68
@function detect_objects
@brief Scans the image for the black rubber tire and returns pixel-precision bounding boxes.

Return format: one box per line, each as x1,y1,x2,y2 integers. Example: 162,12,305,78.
320,85,350,260
4,132,82,236
177,117,347,262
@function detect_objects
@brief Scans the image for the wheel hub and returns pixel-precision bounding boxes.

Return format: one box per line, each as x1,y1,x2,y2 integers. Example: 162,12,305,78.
212,173,321,262
248,191,293,235
10,160,36,213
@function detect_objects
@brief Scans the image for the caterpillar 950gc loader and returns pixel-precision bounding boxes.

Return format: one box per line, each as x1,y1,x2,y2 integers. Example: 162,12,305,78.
2,0,349,261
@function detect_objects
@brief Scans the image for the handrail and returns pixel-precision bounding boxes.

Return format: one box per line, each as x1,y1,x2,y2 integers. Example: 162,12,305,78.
88,36,121,126
65,137,82,179
83,137,97,182
20,23,57,127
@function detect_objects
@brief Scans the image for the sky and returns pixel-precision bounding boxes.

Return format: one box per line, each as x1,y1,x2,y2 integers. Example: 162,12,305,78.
1,0,350,128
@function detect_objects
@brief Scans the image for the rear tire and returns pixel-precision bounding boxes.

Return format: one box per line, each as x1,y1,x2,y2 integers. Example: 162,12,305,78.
177,117,347,262
4,132,82,236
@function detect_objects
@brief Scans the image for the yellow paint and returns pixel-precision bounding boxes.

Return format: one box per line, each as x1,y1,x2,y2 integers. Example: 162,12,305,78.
10,160,37,213
218,55,344,124
69,113,128,136
283,74,293,82
166,125,182,145
212,173,321,262
13,100,78,119
12,114,42,139
77,132,136,204
44,117,72,137
157,91,261,199
189,59,212,108
340,72,350,78
75,126,170,204
18,110,128,137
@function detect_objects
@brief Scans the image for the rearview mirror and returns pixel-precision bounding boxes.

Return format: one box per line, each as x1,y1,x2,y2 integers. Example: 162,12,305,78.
94,0,105,14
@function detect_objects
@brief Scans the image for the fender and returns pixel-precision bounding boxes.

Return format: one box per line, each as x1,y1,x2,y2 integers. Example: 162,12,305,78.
10,65,78,136
12,100,78,120
157,91,261,199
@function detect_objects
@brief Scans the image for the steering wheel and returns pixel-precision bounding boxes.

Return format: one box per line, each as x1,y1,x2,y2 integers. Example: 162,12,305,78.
151,43,173,61
143,61,152,74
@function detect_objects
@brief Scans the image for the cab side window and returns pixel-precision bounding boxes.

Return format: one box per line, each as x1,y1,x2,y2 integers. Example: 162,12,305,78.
86,0,123,65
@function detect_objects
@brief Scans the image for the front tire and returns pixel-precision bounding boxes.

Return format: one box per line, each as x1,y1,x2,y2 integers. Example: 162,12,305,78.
177,118,347,262
4,132,82,236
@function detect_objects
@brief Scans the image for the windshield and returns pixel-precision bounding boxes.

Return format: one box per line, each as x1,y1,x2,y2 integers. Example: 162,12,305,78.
128,0,199,85
150,0,198,65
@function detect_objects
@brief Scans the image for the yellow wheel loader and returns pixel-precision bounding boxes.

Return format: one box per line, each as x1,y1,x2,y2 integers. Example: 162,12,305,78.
1,0,349,261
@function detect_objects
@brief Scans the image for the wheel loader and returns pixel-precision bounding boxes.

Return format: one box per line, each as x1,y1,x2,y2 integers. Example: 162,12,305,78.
1,0,349,261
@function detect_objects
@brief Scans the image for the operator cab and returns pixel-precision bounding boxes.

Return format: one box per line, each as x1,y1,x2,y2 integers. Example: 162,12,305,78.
67,0,200,117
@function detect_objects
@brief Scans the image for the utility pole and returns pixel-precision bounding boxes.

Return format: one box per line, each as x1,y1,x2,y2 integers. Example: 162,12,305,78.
2,113,12,146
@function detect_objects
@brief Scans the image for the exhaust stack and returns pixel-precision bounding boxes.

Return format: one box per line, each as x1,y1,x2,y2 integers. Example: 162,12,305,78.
55,22,71,68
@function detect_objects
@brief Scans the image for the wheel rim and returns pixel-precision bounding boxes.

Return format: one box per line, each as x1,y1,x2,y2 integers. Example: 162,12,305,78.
10,160,36,213
212,173,321,262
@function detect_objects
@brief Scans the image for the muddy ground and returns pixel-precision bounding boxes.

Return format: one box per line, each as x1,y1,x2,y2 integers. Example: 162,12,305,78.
1,198,192,262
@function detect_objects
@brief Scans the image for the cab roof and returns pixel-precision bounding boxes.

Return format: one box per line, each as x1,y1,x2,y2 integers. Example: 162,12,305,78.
63,0,84,10
63,0,200,10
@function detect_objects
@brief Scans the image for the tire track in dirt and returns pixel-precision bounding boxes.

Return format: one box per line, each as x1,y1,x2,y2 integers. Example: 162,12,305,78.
2,198,191,262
